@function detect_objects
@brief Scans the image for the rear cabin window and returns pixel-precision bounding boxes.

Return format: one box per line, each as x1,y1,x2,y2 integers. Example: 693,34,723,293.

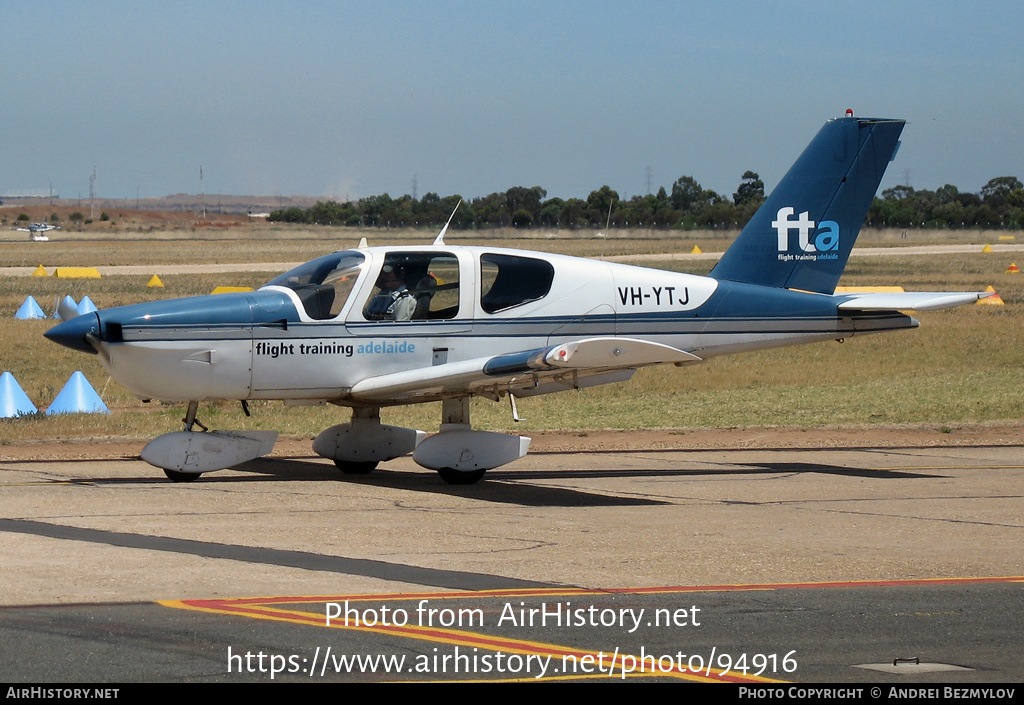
480,253,555,313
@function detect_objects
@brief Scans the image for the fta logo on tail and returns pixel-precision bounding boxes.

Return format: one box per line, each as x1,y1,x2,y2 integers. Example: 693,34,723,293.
773,207,839,255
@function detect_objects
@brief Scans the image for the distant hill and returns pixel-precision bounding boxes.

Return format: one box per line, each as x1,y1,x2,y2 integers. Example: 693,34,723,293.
0,193,325,215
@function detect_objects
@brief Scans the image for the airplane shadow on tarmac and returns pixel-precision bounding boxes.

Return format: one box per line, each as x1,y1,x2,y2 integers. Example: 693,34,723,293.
14,453,943,508
205,454,945,508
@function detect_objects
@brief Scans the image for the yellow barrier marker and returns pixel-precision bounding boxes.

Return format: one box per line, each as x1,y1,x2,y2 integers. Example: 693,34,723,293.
690,245,702,254
54,267,101,279
977,285,1005,305
31,265,49,277
981,244,994,253
1007,263,1020,274
147,275,165,288
998,235,1015,240
210,286,253,295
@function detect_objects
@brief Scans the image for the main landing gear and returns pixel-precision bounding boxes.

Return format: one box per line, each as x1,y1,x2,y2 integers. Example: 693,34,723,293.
313,398,530,485
139,398,530,485
312,406,424,475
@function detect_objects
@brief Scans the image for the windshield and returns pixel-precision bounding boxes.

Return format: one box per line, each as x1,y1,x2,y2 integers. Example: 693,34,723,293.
263,251,365,320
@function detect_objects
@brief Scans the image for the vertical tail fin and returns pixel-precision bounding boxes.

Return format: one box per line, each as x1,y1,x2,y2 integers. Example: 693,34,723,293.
710,117,904,294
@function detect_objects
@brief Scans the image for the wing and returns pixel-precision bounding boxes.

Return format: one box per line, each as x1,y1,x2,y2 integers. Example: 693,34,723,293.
347,337,702,405
836,291,992,312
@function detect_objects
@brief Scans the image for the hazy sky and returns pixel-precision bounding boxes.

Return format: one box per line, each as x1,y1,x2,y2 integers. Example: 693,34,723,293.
3,1,1021,203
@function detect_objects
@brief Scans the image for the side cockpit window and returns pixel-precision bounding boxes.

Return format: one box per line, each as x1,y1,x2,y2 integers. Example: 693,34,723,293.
263,251,364,320
363,252,460,322
480,253,554,313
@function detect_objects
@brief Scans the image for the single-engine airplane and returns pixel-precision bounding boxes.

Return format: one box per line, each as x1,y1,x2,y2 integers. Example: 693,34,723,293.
15,222,58,241
45,115,990,483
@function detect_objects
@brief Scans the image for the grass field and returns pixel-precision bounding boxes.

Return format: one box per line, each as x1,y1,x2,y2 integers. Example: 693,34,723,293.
1,227,1021,444
0,225,1015,266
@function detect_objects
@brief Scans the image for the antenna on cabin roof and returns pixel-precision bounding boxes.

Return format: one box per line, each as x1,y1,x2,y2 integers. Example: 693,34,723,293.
433,199,462,246
89,167,96,220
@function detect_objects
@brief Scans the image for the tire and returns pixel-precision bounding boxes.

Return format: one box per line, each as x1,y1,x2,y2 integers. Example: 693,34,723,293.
164,468,201,483
437,467,487,485
333,459,379,474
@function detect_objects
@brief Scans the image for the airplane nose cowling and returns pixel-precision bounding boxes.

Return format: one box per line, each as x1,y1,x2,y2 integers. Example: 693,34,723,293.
43,291,300,402
44,312,101,353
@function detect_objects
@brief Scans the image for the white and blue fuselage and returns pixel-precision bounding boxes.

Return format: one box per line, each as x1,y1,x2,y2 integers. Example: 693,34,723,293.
46,244,918,406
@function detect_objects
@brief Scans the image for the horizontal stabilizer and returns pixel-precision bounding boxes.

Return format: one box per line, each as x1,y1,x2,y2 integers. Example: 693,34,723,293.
837,292,992,311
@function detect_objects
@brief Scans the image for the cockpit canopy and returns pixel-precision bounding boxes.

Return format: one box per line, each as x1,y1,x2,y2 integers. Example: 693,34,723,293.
263,248,557,322
264,251,365,320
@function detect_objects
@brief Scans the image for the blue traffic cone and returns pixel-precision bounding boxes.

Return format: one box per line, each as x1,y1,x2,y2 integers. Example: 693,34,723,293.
14,296,46,320
76,296,98,315
46,371,109,414
0,372,38,417
55,295,78,320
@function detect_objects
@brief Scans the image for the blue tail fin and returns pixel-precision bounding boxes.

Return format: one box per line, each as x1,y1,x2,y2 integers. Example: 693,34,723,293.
710,117,904,294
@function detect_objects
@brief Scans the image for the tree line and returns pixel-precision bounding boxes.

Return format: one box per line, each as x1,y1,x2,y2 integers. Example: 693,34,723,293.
269,174,1023,231
866,177,1024,228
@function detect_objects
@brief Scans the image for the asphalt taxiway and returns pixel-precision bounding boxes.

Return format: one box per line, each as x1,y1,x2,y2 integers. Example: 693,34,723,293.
1,441,1022,682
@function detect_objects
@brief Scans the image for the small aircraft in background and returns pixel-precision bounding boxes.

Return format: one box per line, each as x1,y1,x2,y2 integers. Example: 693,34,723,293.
15,223,58,241
45,115,990,484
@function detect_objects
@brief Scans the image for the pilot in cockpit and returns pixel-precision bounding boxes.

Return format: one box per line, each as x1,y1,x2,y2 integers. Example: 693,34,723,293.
364,264,417,321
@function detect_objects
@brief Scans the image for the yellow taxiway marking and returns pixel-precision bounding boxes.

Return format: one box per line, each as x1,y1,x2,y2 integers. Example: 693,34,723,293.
160,577,1024,682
